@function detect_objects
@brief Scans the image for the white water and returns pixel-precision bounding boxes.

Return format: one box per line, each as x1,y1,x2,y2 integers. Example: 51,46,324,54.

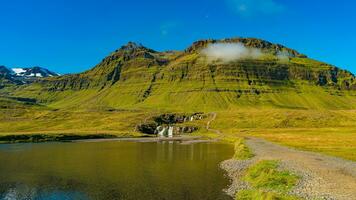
157,126,166,137
168,127,174,137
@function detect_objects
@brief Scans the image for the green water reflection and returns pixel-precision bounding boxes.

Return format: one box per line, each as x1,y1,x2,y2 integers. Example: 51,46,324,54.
0,141,233,200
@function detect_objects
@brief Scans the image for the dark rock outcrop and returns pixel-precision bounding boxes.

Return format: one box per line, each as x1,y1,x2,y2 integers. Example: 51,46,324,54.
136,113,204,135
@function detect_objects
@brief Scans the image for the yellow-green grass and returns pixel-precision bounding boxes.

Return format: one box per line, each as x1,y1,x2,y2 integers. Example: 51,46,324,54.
234,138,254,160
244,160,299,192
204,108,356,161
0,108,148,136
0,105,212,141
248,127,356,161
236,160,300,200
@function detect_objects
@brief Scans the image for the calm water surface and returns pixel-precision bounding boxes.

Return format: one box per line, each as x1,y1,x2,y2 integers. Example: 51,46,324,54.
0,141,233,200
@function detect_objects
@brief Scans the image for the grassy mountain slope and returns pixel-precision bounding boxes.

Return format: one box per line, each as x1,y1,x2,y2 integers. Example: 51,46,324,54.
6,38,355,111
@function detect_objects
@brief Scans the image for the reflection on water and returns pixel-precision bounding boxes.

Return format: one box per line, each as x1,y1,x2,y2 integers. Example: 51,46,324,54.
0,141,233,200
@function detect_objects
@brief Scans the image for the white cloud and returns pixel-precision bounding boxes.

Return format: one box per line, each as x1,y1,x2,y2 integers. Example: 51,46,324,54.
227,0,285,17
201,43,264,63
277,50,291,62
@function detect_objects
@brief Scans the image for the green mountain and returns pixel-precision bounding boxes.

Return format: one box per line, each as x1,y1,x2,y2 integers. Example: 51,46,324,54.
3,38,356,111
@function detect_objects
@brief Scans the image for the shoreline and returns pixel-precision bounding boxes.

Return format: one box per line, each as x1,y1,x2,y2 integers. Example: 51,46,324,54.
72,135,210,143
0,133,216,145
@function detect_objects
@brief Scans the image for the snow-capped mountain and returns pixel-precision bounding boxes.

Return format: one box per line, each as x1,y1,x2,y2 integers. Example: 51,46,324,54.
11,66,60,77
0,66,60,85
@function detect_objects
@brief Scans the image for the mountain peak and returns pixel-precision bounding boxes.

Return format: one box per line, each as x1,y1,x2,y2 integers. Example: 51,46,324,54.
99,42,158,63
120,42,144,51
118,42,156,53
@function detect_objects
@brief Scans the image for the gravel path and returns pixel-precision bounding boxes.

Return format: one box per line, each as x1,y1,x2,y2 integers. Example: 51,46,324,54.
208,113,356,199
224,137,356,200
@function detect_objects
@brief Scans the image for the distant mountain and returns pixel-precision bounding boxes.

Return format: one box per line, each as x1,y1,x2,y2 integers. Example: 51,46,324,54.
0,66,60,86
11,66,60,78
3,37,356,110
0,66,12,75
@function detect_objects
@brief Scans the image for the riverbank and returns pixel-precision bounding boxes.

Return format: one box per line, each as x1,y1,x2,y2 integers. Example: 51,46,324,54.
73,135,212,143
0,133,141,144
0,133,215,145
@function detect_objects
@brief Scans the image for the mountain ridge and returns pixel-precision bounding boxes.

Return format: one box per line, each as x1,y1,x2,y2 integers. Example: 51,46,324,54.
3,37,356,111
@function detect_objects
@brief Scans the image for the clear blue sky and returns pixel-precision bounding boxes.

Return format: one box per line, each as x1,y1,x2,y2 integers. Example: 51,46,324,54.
0,0,355,74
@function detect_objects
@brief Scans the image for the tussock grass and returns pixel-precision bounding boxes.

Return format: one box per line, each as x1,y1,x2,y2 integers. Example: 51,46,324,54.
234,138,254,160
244,160,298,192
236,160,300,200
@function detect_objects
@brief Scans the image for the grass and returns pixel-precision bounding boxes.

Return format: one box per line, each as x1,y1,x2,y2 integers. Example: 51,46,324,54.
249,127,356,161
0,103,211,143
236,160,300,200
234,138,254,160
244,160,299,192
0,108,148,136
209,108,356,161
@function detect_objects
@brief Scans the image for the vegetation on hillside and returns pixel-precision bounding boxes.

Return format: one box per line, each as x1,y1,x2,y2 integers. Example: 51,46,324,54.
1,38,354,111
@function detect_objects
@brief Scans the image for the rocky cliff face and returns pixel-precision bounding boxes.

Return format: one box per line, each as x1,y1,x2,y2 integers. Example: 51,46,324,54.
136,113,203,135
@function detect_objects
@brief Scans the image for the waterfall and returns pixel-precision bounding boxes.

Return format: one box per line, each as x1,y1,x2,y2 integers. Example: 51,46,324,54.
157,126,166,137
155,126,161,134
168,126,174,137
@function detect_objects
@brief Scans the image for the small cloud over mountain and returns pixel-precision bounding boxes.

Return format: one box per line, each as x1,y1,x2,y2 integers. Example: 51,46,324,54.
201,43,263,62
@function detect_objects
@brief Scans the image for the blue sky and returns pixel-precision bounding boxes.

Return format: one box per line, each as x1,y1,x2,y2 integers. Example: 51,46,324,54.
0,0,355,74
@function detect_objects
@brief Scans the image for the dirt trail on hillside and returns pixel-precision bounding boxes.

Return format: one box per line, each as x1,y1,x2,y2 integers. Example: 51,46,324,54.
222,137,356,200
206,113,222,135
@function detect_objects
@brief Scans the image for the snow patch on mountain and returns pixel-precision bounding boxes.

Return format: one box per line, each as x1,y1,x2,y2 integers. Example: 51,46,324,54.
12,68,27,75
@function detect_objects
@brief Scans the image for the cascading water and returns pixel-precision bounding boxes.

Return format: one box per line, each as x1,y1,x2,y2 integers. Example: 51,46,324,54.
137,113,203,137
157,126,167,137
168,126,174,137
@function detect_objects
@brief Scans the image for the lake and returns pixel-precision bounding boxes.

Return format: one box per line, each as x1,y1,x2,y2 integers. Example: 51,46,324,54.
0,140,233,200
